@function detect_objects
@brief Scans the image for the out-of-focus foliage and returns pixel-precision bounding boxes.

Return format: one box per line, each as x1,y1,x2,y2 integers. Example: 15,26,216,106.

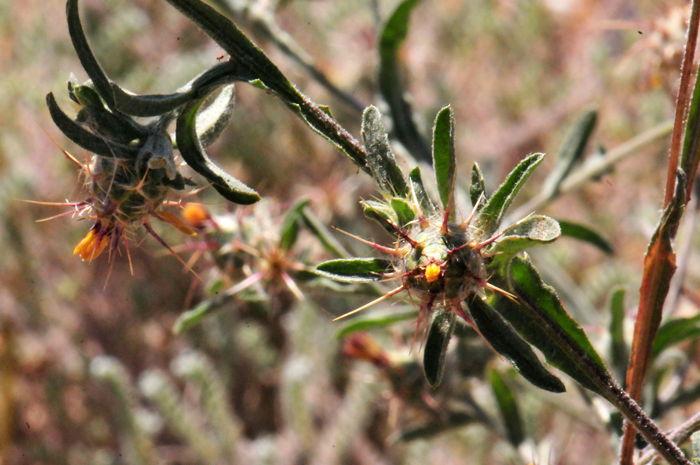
2,0,700,464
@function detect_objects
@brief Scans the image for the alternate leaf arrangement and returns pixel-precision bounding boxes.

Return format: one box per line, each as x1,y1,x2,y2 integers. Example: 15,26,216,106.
45,0,700,464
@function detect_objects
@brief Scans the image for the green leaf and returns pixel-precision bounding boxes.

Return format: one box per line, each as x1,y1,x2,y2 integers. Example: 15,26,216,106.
378,0,430,163
66,0,115,108
423,308,456,388
681,64,700,202
408,166,436,216
466,294,565,393
487,215,561,257
609,286,628,378
173,294,235,334
176,99,260,205
299,207,350,258
315,258,393,283
558,219,614,255
470,162,487,211
505,255,611,394
475,153,544,237
195,84,236,149
112,61,248,117
46,93,137,160
390,198,415,227
361,200,399,235
336,307,419,339
489,369,525,446
399,412,475,441
652,315,700,360
432,106,457,214
362,106,408,196
279,199,310,252
541,109,597,198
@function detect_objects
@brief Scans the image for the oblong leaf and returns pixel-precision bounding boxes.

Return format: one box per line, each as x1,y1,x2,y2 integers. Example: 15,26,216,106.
315,258,393,283
489,369,525,446
299,207,350,258
176,99,260,205
362,106,408,196
66,0,114,108
279,199,310,252
558,219,614,255
46,93,137,160
609,286,628,378
432,106,456,214
336,307,419,339
173,294,235,334
390,198,415,227
408,166,436,215
488,215,561,257
541,109,597,198
475,153,544,237
423,308,456,388
506,255,610,394
466,294,565,393
378,0,430,163
112,61,247,117
652,315,700,360
361,200,399,235
196,84,236,148
470,162,486,210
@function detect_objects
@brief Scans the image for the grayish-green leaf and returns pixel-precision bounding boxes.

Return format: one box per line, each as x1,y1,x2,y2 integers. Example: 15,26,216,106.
470,162,486,211
378,0,430,163
279,199,310,252
541,109,597,198
336,307,419,339
66,0,115,108
112,61,246,117
558,219,614,255
391,198,415,227
362,106,408,196
487,215,561,257
361,200,399,235
652,315,700,360
609,286,628,377
408,166,436,216
505,255,610,394
300,207,350,258
176,99,260,205
466,294,565,393
46,93,137,160
315,258,393,283
489,369,525,446
475,153,544,237
423,308,456,388
432,106,457,214
173,294,235,334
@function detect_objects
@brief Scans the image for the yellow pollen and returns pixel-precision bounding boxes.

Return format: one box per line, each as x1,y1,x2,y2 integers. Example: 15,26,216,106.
425,263,441,283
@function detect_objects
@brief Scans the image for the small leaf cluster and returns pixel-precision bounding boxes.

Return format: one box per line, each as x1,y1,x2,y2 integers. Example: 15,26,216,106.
317,105,565,389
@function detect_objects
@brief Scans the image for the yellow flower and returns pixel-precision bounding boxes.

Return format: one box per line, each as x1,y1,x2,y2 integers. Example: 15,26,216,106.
73,227,110,261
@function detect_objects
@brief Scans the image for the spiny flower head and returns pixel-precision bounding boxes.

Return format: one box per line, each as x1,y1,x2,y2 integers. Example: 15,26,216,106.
317,106,561,386
44,0,261,267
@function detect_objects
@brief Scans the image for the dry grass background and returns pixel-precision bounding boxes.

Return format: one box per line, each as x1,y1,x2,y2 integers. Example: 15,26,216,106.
0,0,695,464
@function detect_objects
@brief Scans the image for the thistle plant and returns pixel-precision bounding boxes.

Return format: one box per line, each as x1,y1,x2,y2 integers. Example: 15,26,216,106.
42,0,700,464
45,0,260,265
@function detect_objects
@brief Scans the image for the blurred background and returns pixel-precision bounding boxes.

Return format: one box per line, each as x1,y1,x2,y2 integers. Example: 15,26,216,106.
0,0,695,463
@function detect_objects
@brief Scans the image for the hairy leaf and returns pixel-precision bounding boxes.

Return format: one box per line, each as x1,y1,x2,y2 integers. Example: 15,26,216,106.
362,106,408,196
475,153,544,237
558,219,614,255
176,99,260,204
408,166,437,216
378,0,430,162
423,308,456,388
336,308,419,339
506,255,610,394
466,294,565,393
315,258,393,283
470,162,486,211
487,215,560,257
489,369,525,446
432,106,457,215
541,109,597,198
